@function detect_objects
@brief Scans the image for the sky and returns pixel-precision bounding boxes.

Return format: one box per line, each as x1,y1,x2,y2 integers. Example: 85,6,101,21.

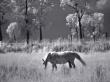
41,0,110,39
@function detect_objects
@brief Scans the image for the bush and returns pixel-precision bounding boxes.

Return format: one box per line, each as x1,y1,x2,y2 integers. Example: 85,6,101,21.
92,41,110,52
1,39,110,53
0,48,5,53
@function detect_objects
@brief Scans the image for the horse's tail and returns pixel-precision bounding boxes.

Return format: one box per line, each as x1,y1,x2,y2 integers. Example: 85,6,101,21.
75,53,86,66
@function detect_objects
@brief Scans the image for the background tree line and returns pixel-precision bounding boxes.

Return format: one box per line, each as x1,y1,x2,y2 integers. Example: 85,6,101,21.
0,0,108,44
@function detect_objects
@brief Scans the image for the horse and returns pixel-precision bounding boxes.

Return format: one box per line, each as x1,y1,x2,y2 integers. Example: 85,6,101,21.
42,51,86,71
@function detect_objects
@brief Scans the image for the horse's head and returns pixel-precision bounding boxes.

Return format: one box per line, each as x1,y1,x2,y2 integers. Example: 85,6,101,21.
42,53,52,69
42,59,46,65
42,59,47,69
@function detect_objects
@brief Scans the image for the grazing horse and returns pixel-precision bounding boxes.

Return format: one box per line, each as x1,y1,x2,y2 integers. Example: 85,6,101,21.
42,51,86,71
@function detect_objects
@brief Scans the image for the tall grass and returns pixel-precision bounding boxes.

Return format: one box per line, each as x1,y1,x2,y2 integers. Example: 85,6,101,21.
1,38,110,54
0,38,110,82
0,55,110,82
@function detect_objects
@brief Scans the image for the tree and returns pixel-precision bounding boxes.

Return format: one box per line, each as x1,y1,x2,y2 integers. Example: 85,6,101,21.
0,0,12,42
66,13,78,40
66,11,104,41
6,22,21,43
9,0,31,44
25,0,29,44
60,0,104,41
0,13,4,42
81,12,104,41
29,0,54,42
9,0,54,43
60,0,90,40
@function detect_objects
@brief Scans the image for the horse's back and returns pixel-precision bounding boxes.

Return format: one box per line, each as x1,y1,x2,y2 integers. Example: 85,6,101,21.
48,51,71,64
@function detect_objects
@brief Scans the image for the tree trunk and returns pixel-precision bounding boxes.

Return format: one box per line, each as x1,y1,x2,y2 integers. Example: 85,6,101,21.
75,28,78,40
26,29,30,44
105,32,108,40
0,13,4,41
0,25,2,41
39,26,42,42
69,28,72,41
78,17,83,40
70,34,72,42
25,0,30,44
92,27,96,42
13,34,16,42
93,35,95,42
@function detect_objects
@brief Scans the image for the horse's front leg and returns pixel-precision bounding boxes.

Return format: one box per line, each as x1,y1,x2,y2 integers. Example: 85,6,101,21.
71,62,76,68
52,64,57,71
52,64,55,71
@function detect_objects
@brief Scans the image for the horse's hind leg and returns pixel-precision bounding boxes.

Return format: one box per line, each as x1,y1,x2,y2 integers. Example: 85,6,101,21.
52,64,54,71
54,64,57,70
68,61,72,68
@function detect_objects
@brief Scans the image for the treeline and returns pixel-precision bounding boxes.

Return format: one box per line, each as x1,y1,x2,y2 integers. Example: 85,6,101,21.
0,0,108,44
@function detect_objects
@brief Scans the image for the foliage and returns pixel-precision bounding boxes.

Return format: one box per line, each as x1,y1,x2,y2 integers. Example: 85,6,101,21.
0,0,54,41
60,0,91,40
6,22,21,40
1,38,110,53
66,11,104,40
82,12,104,39
60,0,104,40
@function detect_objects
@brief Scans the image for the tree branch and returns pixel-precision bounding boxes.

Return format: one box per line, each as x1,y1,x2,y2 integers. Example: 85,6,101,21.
66,4,76,10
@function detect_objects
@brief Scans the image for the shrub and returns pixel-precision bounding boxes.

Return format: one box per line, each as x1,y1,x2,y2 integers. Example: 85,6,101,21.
92,41,110,52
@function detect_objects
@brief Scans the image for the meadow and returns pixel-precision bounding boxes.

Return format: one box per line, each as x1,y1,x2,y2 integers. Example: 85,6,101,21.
0,39,110,82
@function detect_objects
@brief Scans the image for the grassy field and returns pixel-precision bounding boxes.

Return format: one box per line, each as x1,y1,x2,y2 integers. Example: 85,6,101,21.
0,51,110,82
0,39,110,82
